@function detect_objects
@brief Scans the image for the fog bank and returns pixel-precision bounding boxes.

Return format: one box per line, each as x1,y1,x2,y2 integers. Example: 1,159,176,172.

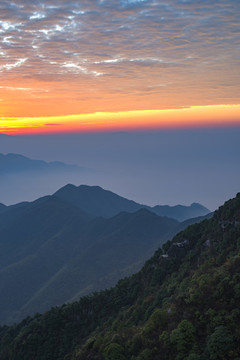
0,127,239,210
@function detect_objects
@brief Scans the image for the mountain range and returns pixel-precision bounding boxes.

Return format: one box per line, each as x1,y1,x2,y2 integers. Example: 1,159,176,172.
0,153,89,205
53,183,210,221
0,153,82,175
0,184,210,325
0,192,239,359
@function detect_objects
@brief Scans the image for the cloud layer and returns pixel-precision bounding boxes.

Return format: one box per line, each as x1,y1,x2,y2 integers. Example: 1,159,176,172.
0,0,239,116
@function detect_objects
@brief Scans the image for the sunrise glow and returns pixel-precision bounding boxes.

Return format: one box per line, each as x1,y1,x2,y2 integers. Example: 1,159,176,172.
0,1,239,135
0,105,239,135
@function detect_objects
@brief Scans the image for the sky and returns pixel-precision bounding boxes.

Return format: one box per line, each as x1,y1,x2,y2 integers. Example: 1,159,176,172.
0,128,240,211
0,0,239,132
0,1,239,210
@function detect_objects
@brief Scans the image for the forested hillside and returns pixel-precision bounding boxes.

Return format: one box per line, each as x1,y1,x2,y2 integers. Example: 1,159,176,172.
0,193,239,360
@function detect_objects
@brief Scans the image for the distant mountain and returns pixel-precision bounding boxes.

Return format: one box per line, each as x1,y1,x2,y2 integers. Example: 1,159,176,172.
0,194,239,360
0,185,199,325
10,209,177,324
0,153,82,174
0,203,7,213
0,192,178,324
152,202,210,221
54,184,210,220
174,211,213,233
54,184,144,218
0,184,210,324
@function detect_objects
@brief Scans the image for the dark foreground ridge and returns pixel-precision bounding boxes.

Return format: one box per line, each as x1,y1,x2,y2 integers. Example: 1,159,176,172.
0,193,239,360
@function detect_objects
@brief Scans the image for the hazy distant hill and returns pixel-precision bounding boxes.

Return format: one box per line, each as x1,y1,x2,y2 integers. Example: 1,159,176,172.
12,209,178,323
152,202,210,221
0,184,211,324
0,153,81,174
0,194,178,325
0,183,211,325
0,194,239,360
0,153,89,205
54,184,210,220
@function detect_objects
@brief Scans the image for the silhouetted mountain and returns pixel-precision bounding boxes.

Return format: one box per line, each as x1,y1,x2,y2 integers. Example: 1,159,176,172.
0,184,210,325
0,194,239,360
152,202,210,221
54,184,210,220
0,190,181,325
0,153,81,174
54,184,144,218
0,203,6,214
12,209,178,324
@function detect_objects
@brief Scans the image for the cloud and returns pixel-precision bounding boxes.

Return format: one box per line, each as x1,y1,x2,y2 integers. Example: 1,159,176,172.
0,58,27,71
45,123,61,126
0,0,239,116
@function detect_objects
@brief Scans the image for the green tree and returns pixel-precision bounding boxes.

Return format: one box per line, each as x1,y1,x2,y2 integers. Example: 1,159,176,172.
170,320,196,360
103,343,126,360
206,326,234,360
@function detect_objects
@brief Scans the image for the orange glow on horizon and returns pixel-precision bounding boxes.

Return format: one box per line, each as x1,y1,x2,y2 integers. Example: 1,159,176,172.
0,105,240,135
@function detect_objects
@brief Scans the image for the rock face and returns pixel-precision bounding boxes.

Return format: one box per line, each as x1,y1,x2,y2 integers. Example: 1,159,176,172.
167,239,190,257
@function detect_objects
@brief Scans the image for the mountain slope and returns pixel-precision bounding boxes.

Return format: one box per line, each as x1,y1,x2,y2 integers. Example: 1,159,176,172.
0,193,239,359
0,193,179,325
0,203,6,214
0,195,89,269
0,184,210,325
0,196,91,324
16,209,177,321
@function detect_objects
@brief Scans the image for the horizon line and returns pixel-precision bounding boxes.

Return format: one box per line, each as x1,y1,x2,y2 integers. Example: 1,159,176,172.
0,104,240,135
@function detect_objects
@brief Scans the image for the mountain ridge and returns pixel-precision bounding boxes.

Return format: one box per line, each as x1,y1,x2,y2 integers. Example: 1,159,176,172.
0,189,178,325
0,184,210,325
0,153,83,174
152,202,210,221
54,183,210,220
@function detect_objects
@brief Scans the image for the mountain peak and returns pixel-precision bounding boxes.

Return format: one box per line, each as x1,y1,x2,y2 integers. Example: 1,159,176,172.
0,153,81,175
54,184,142,218
53,183,210,221
58,183,77,192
